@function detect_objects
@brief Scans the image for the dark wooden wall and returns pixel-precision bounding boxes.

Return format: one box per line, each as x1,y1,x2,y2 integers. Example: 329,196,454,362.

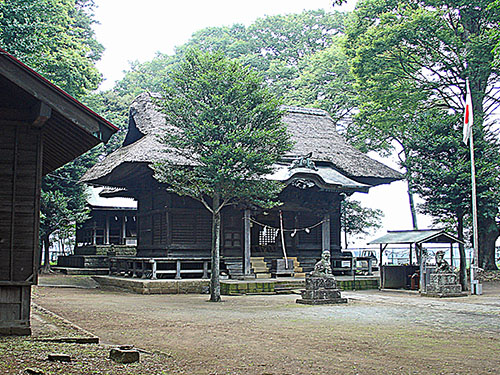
0,123,42,335
133,184,343,261
0,124,41,285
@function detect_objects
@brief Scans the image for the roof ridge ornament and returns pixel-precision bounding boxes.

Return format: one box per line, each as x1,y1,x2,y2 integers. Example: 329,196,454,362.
289,152,318,171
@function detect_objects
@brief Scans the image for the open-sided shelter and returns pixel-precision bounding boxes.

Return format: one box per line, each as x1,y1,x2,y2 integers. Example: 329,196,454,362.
0,48,117,334
82,93,402,279
369,229,465,290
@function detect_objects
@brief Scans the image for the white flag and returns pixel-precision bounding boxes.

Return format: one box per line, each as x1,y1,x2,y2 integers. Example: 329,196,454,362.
463,78,473,144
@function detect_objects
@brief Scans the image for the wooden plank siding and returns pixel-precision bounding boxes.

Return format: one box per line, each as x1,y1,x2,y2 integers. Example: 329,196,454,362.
0,124,41,285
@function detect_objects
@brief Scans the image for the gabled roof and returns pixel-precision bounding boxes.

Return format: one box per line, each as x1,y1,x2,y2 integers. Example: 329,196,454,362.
0,48,118,174
82,93,402,189
369,229,464,245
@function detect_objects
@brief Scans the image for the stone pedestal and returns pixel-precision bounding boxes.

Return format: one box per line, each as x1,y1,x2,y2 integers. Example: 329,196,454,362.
422,273,464,297
296,276,347,305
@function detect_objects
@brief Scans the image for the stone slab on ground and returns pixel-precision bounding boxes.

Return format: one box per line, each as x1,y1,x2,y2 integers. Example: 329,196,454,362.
109,348,140,363
47,353,71,362
296,297,348,304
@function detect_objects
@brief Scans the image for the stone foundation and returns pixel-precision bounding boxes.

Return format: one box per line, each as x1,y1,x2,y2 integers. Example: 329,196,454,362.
296,276,347,305
422,273,465,298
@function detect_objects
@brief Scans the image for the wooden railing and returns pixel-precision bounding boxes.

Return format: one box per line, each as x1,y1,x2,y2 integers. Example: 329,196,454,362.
109,257,211,280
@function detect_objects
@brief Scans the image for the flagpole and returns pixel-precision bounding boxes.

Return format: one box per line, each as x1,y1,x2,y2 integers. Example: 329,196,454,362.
463,77,481,295
469,130,481,295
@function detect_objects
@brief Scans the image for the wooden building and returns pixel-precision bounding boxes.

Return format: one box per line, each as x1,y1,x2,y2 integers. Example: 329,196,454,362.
82,93,401,278
0,49,117,334
75,204,137,247
56,201,137,272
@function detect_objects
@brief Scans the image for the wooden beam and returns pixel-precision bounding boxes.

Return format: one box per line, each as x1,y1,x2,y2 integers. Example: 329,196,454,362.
31,101,51,128
32,128,43,284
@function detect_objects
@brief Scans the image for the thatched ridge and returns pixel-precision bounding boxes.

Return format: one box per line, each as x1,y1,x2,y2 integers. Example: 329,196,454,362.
82,93,402,187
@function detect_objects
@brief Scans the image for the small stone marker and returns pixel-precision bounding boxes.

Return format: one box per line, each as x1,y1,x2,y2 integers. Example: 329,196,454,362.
109,347,140,363
24,368,44,375
47,353,71,362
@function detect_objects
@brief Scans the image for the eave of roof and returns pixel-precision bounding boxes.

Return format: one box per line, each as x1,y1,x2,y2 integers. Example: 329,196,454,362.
0,48,118,142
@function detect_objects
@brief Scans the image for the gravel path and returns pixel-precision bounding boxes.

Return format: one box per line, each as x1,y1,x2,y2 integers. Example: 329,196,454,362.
31,278,500,374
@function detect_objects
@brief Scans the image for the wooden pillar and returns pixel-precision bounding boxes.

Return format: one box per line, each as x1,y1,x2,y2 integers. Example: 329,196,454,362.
419,244,424,292
105,215,110,245
92,221,97,245
203,261,209,279
409,243,413,265
151,260,157,280
175,260,182,279
450,243,453,268
321,214,330,251
121,216,127,245
379,244,387,289
244,209,251,276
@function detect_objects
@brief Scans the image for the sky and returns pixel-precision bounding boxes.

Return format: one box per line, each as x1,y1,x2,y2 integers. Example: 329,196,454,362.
93,0,355,90
91,0,433,248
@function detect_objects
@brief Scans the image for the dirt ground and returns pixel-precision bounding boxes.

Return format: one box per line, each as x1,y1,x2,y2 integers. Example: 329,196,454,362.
10,276,500,374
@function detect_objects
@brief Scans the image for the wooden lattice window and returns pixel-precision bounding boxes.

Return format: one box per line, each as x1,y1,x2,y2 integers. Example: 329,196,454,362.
258,227,278,246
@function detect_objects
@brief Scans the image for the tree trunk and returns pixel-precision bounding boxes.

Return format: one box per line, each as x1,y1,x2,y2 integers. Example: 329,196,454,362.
210,193,222,302
407,180,418,230
457,214,468,290
478,218,499,270
42,234,51,273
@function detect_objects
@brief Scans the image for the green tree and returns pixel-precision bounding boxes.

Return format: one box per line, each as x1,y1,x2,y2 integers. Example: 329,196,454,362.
405,111,500,284
345,0,500,269
121,10,347,100
153,50,292,302
0,0,103,97
341,198,383,248
285,37,357,130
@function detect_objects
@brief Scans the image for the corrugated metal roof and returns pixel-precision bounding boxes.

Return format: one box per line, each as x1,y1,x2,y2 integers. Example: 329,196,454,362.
369,229,464,245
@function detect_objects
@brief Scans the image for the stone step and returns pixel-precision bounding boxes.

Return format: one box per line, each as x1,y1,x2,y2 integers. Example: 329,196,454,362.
255,273,272,279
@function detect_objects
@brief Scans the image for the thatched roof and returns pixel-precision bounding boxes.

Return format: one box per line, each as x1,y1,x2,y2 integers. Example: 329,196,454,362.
281,106,400,180
82,93,401,188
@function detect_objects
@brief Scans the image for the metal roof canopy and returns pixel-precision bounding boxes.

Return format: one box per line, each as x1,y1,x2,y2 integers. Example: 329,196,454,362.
369,229,464,246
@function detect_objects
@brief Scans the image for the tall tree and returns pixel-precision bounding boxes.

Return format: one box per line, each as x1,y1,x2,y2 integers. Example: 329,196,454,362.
406,111,500,284
153,50,292,301
345,0,500,269
285,37,357,130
